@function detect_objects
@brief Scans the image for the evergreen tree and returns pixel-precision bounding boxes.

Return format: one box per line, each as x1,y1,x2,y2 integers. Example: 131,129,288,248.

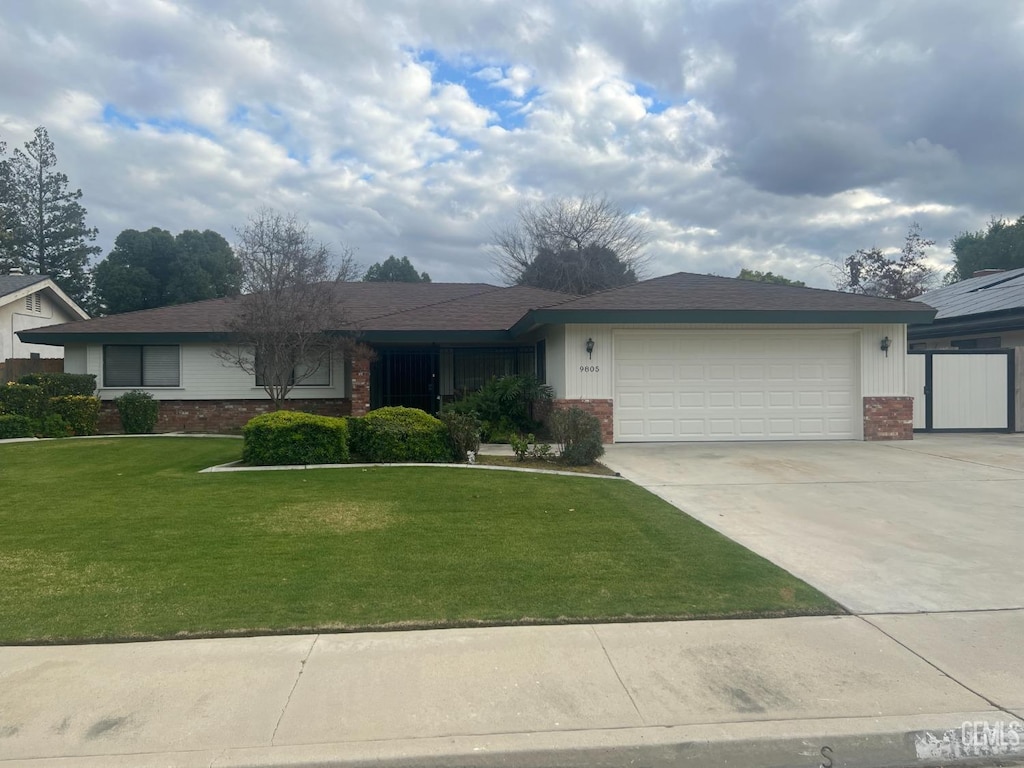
0,127,99,303
363,255,431,282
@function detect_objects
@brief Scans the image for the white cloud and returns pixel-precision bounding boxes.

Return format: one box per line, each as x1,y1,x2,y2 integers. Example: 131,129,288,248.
0,0,1019,289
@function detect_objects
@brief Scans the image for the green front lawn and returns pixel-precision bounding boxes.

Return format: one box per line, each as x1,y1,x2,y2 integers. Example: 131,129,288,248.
0,438,839,643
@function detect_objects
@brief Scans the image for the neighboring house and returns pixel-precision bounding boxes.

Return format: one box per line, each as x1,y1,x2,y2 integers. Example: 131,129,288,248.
0,273,90,363
19,272,935,442
908,267,1024,349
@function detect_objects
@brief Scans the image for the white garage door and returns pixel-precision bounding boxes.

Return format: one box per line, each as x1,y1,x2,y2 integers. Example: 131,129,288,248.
614,331,859,442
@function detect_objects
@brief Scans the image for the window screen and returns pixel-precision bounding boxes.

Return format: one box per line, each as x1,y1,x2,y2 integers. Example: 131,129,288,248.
104,345,180,387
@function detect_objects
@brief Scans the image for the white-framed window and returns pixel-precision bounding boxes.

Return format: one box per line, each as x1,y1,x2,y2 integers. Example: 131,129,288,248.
103,345,181,387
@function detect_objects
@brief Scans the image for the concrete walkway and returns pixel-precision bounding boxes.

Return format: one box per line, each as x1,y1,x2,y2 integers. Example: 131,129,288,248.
2,613,1023,767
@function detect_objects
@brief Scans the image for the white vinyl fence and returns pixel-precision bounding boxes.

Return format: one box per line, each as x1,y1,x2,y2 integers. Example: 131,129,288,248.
908,350,1016,432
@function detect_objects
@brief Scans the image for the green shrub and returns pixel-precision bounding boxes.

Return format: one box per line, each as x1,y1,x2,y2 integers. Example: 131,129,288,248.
0,414,36,439
438,410,481,463
550,407,604,466
114,390,160,434
243,410,350,466
38,413,72,438
49,395,101,436
449,374,553,441
350,406,453,463
18,373,96,397
0,383,45,419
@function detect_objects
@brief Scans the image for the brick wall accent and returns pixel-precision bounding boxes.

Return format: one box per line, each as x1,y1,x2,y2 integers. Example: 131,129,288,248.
863,396,914,441
350,355,371,417
551,398,614,444
98,398,352,434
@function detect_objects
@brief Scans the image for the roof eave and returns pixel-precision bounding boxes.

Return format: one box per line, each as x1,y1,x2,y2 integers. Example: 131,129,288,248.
908,308,1024,340
509,308,935,336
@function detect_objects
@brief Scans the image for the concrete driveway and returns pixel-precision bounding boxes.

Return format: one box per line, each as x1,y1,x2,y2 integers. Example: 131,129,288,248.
601,434,1024,614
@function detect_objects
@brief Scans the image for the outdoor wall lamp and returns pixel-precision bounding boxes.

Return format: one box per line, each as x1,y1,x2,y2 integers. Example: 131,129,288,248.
585,337,595,359
880,336,891,357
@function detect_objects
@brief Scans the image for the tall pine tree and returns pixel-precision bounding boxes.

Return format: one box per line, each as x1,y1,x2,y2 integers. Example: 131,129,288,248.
0,127,99,303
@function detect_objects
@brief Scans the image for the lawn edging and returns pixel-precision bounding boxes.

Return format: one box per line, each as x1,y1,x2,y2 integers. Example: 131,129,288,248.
200,460,625,480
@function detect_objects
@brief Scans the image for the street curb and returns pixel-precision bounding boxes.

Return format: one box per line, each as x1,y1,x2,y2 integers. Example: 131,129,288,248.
5,714,1024,768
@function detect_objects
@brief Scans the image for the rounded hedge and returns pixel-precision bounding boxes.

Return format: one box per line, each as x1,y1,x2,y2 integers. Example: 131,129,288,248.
349,406,453,463
114,390,160,434
243,410,350,466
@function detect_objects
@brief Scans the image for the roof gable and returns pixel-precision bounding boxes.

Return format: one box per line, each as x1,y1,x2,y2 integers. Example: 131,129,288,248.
0,274,89,319
0,274,49,301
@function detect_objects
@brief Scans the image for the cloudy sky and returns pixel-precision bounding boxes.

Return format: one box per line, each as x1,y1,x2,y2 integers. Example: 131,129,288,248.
2,0,1022,288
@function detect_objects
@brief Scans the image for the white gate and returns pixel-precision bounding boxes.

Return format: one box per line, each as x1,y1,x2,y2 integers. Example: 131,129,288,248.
908,350,1015,431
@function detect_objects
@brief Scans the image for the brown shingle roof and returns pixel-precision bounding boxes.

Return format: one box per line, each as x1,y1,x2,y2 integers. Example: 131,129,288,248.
20,272,934,344
541,271,937,314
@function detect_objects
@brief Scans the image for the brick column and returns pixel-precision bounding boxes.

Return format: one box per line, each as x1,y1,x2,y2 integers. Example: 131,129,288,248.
863,396,914,441
551,398,614,444
350,355,371,417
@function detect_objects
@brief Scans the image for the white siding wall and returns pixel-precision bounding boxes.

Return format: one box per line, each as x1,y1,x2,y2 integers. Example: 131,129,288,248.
80,342,348,400
2,291,80,359
542,325,567,398
63,344,87,374
858,323,907,396
559,323,909,401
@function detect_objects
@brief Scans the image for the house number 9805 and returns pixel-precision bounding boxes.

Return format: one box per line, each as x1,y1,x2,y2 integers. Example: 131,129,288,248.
580,365,600,372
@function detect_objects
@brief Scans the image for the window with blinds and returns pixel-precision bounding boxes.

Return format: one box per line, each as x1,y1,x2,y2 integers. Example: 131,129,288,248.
103,345,181,387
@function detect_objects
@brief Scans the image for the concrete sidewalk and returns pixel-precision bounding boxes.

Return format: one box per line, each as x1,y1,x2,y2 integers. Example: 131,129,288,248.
2,612,1023,767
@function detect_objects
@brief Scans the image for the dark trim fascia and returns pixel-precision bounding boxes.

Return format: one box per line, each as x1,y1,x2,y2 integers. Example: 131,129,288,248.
16,331,238,345
908,310,1024,340
358,330,512,343
19,329,515,346
509,308,934,336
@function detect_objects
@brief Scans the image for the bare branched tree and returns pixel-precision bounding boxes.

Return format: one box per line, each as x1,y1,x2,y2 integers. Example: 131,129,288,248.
217,207,357,408
491,193,650,293
835,223,937,300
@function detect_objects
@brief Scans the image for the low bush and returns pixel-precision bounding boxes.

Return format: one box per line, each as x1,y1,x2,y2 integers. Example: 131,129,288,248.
114,390,160,434
243,410,350,466
550,407,604,466
49,395,101,436
38,413,72,438
509,432,553,461
0,383,46,420
438,410,481,463
0,414,36,439
18,373,96,398
448,374,553,441
350,407,452,463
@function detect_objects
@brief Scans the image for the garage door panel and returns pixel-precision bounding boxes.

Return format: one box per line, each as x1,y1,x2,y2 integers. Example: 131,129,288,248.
798,391,824,407
738,391,765,408
768,365,795,380
709,391,735,407
614,331,859,442
647,391,674,408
